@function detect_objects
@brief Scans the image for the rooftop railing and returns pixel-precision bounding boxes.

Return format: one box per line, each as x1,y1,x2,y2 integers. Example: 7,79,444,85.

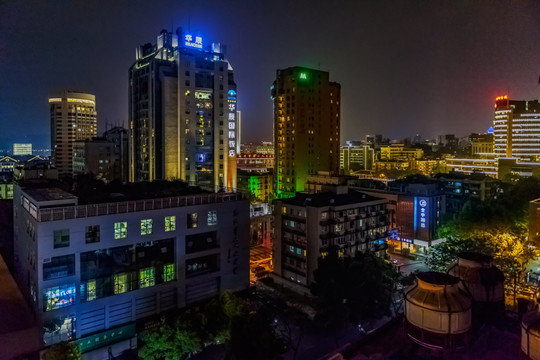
34,192,246,222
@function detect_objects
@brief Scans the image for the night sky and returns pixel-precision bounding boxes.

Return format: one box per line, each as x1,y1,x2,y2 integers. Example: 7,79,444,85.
0,0,538,149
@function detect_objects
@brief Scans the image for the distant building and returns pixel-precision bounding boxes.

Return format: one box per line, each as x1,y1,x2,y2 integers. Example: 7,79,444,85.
237,170,274,203
13,180,249,351
379,144,424,161
249,202,273,248
434,172,500,214
49,91,97,178
273,188,389,290
129,28,238,190
493,96,540,161
13,143,32,156
470,133,494,156
236,154,274,172
272,66,341,197
73,127,129,183
240,141,274,155
340,141,374,173
445,156,498,177
437,134,458,147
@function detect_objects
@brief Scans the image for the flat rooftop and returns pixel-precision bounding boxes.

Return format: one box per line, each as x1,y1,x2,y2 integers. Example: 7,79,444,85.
19,179,216,205
281,189,384,208
23,187,77,202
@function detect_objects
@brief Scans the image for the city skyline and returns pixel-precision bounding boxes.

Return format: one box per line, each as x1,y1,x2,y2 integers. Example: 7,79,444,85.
0,1,538,149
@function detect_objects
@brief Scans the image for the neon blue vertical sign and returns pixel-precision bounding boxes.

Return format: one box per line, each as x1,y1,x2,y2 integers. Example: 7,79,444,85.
413,197,417,231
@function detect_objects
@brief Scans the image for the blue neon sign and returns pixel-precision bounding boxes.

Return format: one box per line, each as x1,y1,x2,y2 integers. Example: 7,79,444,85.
228,89,237,100
184,34,202,49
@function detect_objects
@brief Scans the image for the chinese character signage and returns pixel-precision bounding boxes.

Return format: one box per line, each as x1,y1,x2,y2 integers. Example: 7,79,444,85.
228,88,237,157
184,34,202,49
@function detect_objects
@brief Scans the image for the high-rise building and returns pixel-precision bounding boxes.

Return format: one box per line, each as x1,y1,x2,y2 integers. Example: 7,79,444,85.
13,143,32,156
271,66,340,197
493,96,540,161
49,91,97,177
129,28,238,191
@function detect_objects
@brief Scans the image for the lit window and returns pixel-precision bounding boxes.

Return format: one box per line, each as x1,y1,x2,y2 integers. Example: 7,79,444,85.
87,280,96,301
165,216,176,232
207,210,218,226
139,267,155,288
114,222,127,239
53,229,70,248
188,213,198,228
297,248,301,255
163,264,175,282
44,284,76,311
114,273,128,294
141,219,153,235
289,246,295,253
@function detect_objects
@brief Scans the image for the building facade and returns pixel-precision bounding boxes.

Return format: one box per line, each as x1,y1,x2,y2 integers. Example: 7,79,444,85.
271,67,341,197
49,91,97,178
493,96,540,161
273,189,389,288
13,143,32,156
340,141,374,173
129,28,238,191
73,127,129,183
13,182,249,350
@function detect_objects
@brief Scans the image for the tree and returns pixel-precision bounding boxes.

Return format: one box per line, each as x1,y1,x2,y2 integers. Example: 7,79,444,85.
43,342,81,360
311,249,400,328
138,322,201,360
229,306,282,360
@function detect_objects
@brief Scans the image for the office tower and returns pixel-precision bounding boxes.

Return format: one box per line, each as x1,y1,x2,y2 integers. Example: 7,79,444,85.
271,66,340,197
13,180,249,348
493,96,540,161
129,28,238,191
13,143,32,156
49,91,97,177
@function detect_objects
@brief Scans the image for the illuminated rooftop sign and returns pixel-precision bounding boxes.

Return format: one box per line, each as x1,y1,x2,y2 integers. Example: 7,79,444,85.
495,95,508,101
184,34,202,49
299,73,307,80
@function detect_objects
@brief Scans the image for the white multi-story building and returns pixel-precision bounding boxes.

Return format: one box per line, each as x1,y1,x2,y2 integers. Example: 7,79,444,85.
273,188,389,290
13,181,249,353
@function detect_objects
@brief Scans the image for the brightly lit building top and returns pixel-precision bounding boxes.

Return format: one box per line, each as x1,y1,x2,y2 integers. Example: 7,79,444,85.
135,27,228,64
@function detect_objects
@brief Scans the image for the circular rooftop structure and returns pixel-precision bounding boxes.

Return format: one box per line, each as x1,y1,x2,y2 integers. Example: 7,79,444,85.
521,310,540,360
448,252,504,304
405,271,472,352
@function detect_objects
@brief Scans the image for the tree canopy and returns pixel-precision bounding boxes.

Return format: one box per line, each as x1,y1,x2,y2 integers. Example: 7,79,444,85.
311,249,400,327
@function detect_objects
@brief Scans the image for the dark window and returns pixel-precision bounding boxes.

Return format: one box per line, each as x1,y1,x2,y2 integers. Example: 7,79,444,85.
186,254,219,278
43,255,75,281
85,225,100,243
53,229,70,248
186,231,218,254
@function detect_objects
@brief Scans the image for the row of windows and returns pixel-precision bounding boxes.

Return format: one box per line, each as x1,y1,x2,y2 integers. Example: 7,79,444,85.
53,211,218,247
